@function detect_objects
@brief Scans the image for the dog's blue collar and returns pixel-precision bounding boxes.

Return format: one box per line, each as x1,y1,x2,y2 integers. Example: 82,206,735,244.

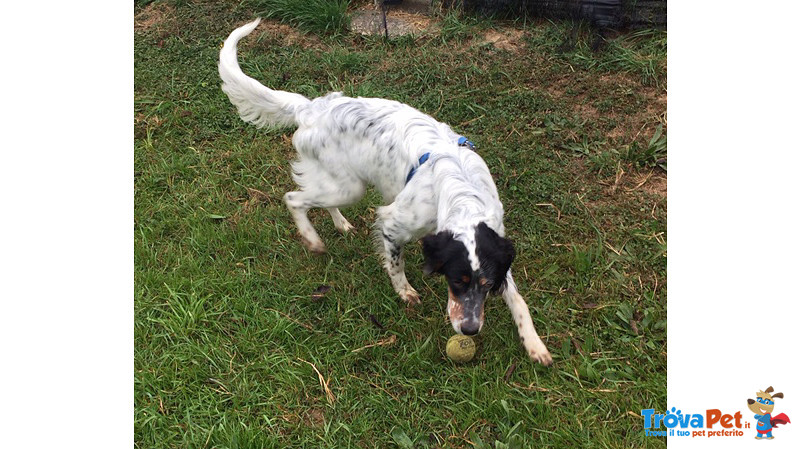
405,136,476,184
406,152,430,184
458,136,477,151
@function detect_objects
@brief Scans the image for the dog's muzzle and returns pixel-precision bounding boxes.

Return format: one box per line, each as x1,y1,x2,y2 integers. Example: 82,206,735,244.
448,288,486,336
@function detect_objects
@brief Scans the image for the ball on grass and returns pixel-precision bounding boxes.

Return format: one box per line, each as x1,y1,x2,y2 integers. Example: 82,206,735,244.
446,335,476,363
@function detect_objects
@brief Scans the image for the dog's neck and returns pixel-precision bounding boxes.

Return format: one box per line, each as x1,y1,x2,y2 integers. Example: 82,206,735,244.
430,152,504,236
440,194,490,230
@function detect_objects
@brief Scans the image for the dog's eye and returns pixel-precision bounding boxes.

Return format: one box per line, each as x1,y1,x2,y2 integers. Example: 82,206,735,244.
453,276,470,287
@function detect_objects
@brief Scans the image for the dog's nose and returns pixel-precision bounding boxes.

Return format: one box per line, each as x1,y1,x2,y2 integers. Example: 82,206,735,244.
460,320,480,336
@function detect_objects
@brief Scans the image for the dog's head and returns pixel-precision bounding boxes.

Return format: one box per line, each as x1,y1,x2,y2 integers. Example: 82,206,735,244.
422,222,515,335
747,386,783,415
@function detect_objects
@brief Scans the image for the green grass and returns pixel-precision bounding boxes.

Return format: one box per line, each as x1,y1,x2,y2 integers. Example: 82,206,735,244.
439,10,484,43
135,1,666,447
537,25,667,88
255,0,351,35
622,124,667,170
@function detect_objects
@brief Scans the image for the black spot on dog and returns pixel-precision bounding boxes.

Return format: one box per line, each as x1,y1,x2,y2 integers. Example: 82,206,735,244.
475,222,515,292
421,231,468,277
421,231,475,300
383,232,402,261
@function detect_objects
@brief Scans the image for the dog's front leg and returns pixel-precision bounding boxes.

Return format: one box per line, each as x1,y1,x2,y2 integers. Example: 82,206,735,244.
502,271,553,365
376,205,420,305
379,232,419,305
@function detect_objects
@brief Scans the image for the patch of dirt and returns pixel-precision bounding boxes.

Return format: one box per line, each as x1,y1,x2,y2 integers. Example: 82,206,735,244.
482,29,526,52
544,74,590,105
134,2,174,33
134,112,164,139
228,186,275,225
252,21,324,50
597,164,666,198
546,71,666,147
598,73,666,144
351,4,436,37
393,10,436,32
567,154,665,225
305,408,326,428
637,172,666,198
575,102,600,120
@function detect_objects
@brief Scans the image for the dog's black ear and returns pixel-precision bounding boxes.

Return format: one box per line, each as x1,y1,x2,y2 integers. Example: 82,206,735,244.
422,231,453,275
475,222,516,291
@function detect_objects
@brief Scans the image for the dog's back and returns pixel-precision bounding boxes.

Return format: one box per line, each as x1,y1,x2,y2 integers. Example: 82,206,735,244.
219,18,462,201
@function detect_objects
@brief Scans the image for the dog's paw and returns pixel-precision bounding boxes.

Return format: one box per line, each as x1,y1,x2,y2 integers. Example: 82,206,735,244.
400,287,420,306
527,343,553,366
302,237,327,254
519,330,552,366
336,220,355,234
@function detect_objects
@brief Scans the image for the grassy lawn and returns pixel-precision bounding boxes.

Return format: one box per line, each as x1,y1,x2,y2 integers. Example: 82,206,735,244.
134,1,666,447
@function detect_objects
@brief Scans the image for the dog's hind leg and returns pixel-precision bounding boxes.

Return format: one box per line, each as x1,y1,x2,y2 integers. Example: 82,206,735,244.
284,191,327,253
327,208,355,234
284,171,365,252
375,204,420,305
502,271,553,366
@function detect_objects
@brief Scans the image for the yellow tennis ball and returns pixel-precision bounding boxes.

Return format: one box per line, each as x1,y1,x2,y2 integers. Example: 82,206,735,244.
446,335,476,363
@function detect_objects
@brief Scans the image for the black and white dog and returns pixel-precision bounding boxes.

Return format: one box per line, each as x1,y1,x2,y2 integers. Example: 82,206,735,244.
219,19,552,364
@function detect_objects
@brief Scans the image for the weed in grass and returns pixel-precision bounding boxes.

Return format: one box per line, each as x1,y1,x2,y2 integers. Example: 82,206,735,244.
571,241,606,292
320,47,371,77
256,0,351,35
439,9,480,43
531,21,667,87
602,28,667,87
561,136,600,156
622,124,667,169
587,149,620,176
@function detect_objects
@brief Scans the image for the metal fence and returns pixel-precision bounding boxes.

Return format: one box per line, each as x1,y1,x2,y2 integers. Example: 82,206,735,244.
460,0,666,29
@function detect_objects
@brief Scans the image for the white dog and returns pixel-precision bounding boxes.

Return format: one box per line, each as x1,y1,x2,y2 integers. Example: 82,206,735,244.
219,18,552,364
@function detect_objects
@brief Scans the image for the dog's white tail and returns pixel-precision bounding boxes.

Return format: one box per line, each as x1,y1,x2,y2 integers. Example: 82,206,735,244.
219,18,310,128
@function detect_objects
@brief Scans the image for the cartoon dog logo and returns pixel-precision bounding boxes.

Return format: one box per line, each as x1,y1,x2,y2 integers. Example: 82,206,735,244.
747,386,791,439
